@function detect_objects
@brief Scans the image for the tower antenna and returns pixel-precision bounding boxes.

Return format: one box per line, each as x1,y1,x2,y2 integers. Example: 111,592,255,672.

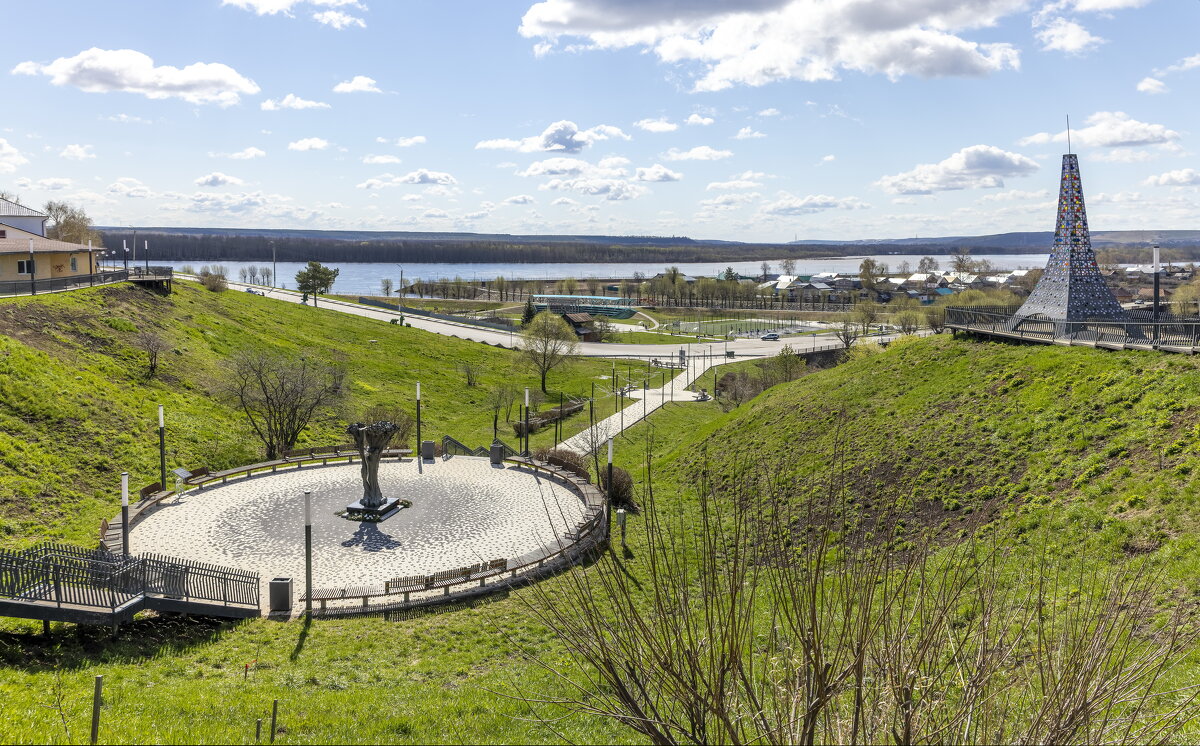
1066,114,1072,154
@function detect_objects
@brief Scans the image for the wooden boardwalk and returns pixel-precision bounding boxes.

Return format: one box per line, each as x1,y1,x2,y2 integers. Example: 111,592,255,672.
0,543,259,628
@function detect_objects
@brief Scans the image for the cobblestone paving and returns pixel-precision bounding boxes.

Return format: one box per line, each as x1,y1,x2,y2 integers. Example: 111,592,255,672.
130,457,586,600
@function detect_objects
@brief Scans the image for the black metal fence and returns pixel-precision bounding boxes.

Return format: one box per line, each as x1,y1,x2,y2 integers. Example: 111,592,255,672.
946,305,1200,351
0,542,258,612
441,435,519,458
0,267,173,297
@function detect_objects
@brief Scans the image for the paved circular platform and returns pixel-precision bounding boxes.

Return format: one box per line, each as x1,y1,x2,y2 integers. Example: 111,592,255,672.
129,457,586,596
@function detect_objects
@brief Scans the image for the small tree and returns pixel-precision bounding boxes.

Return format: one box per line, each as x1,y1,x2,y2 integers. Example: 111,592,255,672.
135,331,170,378
924,306,947,333
895,309,922,335
917,255,939,274
261,267,273,287
225,349,345,459
295,261,340,307
764,344,806,385
521,298,537,327
833,313,860,350
460,361,479,387
853,300,881,334
43,200,103,246
780,258,796,276
760,261,771,281
380,278,394,297
521,312,579,393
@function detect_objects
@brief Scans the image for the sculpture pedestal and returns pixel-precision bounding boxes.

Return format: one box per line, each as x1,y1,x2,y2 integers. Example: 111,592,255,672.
345,497,403,520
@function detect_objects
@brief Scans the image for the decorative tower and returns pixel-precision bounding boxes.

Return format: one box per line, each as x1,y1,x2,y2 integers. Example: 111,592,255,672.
1011,154,1125,327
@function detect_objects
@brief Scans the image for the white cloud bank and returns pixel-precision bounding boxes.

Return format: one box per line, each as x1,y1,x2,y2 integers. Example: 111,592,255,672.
261,93,330,110
519,0,1024,91
1144,169,1200,187
13,47,260,106
357,169,458,189
0,139,29,173
635,117,678,133
476,120,629,154
664,145,732,161
195,172,244,187
59,144,96,160
1019,111,1179,148
761,193,869,216
333,75,380,93
287,137,330,151
876,144,1038,194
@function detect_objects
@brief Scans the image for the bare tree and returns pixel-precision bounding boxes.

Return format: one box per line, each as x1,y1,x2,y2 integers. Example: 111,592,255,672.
380,278,394,297
224,349,345,459
43,200,102,245
780,258,797,276
135,331,170,378
521,312,579,392
516,444,1200,746
853,300,881,334
924,306,946,333
459,361,479,387
834,313,860,350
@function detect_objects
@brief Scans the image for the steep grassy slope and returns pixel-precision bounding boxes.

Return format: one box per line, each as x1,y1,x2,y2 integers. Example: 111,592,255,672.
0,281,645,547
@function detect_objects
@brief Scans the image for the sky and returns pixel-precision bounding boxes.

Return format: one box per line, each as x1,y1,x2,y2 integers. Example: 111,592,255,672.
1,0,1197,243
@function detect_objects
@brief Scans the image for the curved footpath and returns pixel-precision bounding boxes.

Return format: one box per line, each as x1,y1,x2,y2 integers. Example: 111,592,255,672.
213,277,923,449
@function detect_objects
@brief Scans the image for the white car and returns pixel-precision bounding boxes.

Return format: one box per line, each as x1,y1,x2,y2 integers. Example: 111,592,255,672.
760,332,780,341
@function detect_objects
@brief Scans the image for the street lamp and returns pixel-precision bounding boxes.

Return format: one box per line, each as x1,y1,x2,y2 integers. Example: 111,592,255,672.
415,382,422,450
120,472,130,555
303,490,313,619
524,387,531,455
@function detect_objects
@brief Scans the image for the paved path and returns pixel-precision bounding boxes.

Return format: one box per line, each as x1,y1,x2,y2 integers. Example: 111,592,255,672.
130,457,584,607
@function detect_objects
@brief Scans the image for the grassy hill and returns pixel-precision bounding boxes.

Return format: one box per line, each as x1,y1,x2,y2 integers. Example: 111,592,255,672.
3,293,1200,743
0,281,650,548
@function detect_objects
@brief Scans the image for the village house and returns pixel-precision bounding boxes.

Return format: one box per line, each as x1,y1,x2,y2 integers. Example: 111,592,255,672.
0,198,99,289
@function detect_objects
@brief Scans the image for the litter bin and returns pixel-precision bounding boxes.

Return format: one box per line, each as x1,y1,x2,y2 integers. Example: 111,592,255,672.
490,443,505,465
269,577,293,612
421,440,436,460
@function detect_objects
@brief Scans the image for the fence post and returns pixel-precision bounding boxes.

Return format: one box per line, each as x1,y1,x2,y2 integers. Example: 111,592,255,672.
90,675,103,745
270,699,278,744
53,562,62,607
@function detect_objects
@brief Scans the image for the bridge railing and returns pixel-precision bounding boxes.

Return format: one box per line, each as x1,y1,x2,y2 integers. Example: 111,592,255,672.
946,306,1200,351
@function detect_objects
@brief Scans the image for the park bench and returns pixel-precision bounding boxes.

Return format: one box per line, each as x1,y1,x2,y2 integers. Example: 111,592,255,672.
302,584,386,610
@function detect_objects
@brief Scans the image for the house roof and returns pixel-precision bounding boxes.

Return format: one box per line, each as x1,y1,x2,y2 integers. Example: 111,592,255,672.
0,198,47,218
934,288,955,295
563,312,593,323
0,236,95,254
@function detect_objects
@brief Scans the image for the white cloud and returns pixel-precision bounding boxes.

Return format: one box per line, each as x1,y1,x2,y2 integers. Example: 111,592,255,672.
977,188,1050,202
699,192,761,211
103,113,151,124
1144,169,1200,187
422,208,450,219
194,172,244,187
13,47,259,106
107,177,154,199
222,0,366,14
15,177,72,191
876,144,1038,194
761,192,869,215
551,197,579,206
664,145,733,161
821,154,835,162
59,144,96,160
686,114,714,126
635,164,682,182
519,0,1024,91
1156,53,1200,76
356,169,458,188
1034,17,1104,54
0,139,28,173
758,108,781,116
518,156,647,200
261,98,323,117
363,154,402,164
734,126,765,139
261,93,330,110
503,194,536,205
1070,0,1150,10
333,75,380,93
707,171,766,189
313,10,365,28
1136,77,1167,94
635,117,678,133
1018,111,1180,148
287,137,330,151
229,146,267,160
394,136,426,147
475,120,629,154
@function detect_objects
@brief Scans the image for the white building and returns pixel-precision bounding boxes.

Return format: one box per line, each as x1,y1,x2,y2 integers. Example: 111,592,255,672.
0,198,47,238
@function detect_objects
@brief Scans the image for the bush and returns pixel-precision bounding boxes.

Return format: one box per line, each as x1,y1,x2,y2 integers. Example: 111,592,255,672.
532,447,591,480
600,464,634,505
199,270,227,292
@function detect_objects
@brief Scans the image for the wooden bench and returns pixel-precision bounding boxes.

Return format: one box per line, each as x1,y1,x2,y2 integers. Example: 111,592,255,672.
302,585,386,610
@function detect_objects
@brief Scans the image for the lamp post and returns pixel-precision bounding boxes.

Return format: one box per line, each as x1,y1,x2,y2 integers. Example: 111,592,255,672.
28,239,35,296
1152,243,1161,345
157,405,167,491
415,382,422,451
524,387,531,455
144,240,149,274
606,438,615,535
303,490,313,619
617,507,627,547
88,240,95,287
122,240,129,273
120,472,130,555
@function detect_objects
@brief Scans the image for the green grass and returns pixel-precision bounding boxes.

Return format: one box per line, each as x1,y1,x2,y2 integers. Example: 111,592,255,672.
0,281,652,547
7,293,1200,743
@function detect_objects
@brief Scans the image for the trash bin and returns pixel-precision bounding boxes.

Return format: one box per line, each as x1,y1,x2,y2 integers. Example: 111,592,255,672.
421,440,436,460
490,443,505,465
269,577,293,612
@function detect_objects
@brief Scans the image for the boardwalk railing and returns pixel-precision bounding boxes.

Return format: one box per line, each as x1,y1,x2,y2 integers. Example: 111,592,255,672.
946,305,1200,352
0,542,259,624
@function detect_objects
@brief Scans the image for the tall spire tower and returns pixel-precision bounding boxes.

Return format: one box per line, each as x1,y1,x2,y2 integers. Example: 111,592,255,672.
1011,154,1125,325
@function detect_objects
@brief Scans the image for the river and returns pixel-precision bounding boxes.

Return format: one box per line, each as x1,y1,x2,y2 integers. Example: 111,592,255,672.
145,253,1051,295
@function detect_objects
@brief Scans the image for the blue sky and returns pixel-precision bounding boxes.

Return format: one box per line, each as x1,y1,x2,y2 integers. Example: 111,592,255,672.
1,0,1197,242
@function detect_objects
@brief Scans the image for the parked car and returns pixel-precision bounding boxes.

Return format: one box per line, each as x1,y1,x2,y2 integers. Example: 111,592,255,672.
760,332,780,341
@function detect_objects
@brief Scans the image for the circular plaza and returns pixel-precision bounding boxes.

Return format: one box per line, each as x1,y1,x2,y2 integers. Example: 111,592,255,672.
129,456,589,606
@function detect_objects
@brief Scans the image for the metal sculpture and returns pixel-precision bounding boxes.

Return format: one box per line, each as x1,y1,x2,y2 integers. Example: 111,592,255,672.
346,419,403,512
1010,154,1126,332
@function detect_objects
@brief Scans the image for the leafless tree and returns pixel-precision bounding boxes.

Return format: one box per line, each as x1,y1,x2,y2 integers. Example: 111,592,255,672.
834,313,860,350
224,349,345,459
521,312,579,392
135,331,170,378
853,300,881,334
460,361,479,387
924,306,946,333
515,440,1200,746
380,278,394,297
